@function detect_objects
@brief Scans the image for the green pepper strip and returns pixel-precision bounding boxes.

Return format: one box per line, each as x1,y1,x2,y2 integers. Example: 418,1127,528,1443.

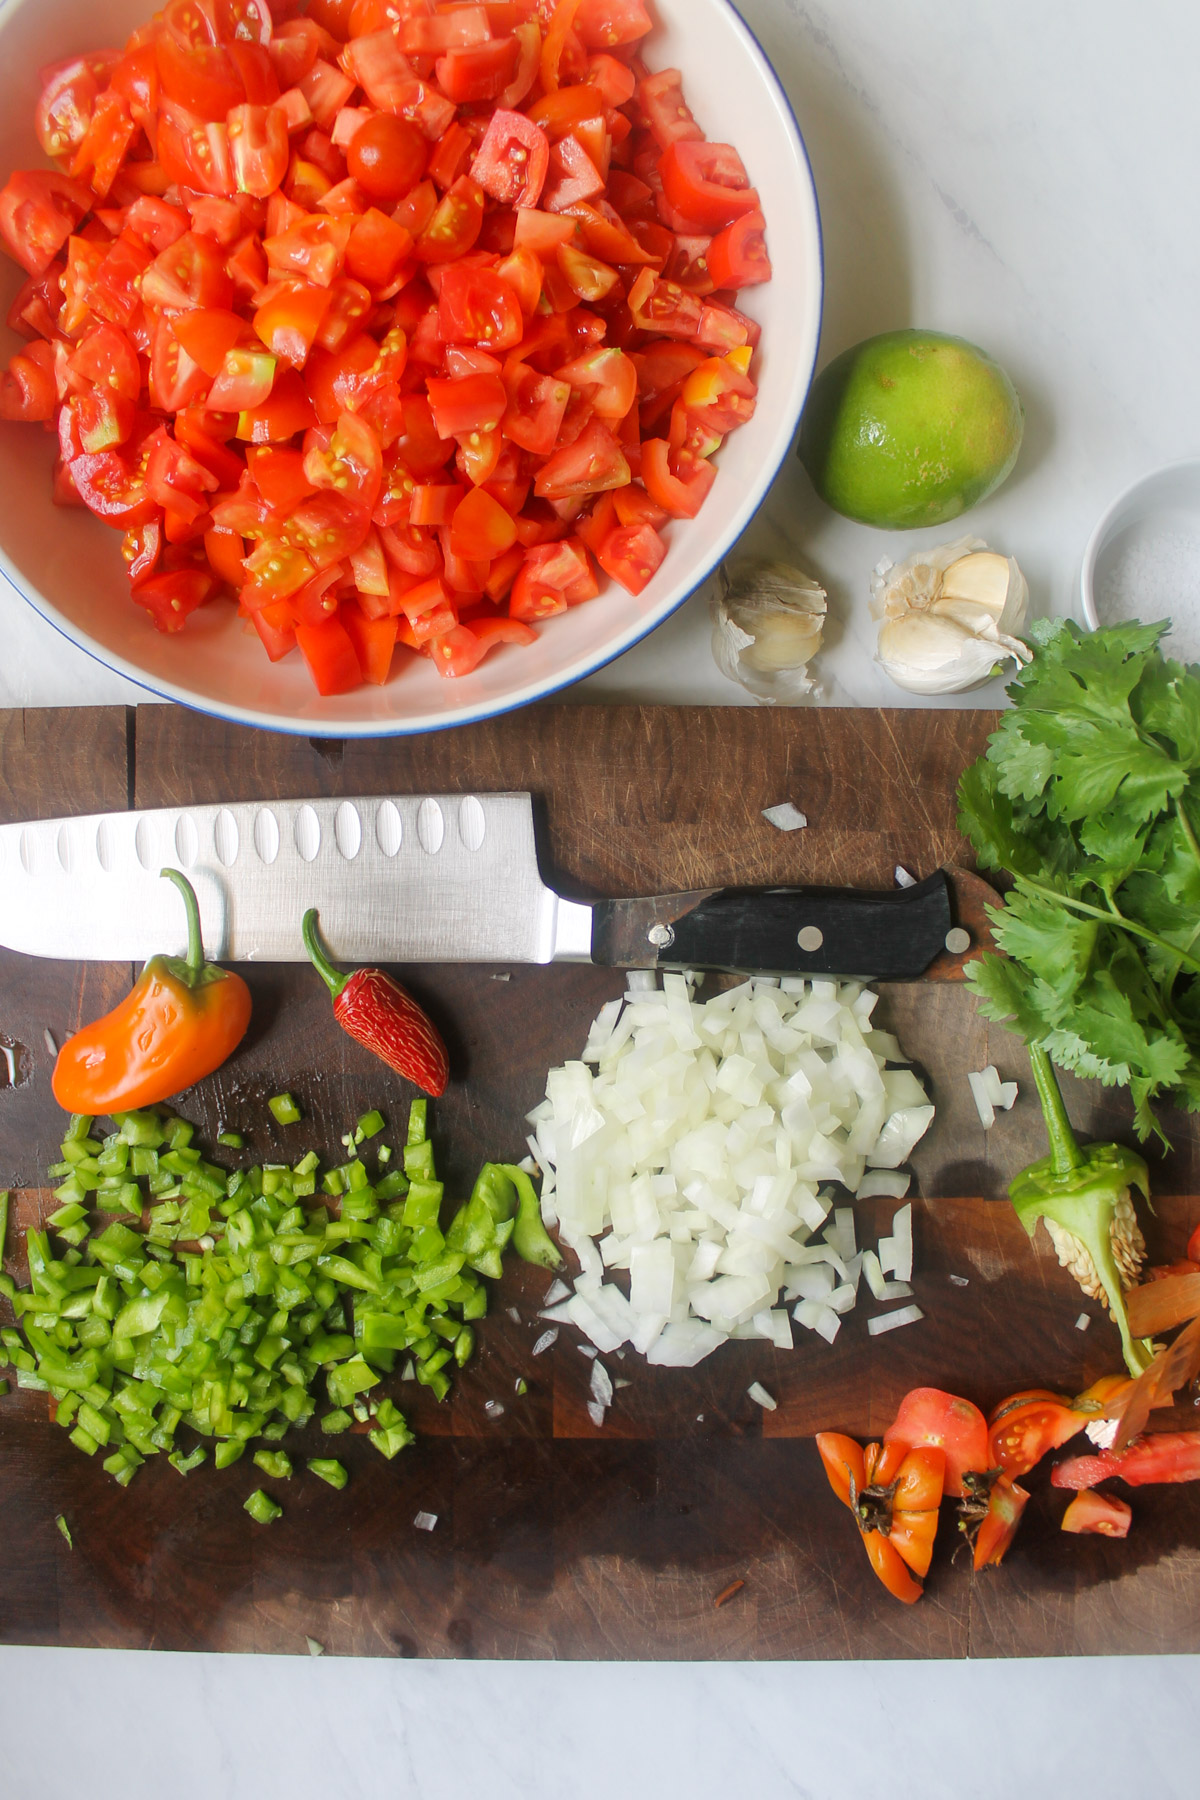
1011,1046,1154,1376
499,1166,563,1270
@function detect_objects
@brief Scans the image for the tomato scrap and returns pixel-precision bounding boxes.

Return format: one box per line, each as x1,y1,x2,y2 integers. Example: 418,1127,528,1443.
1052,1431,1200,1490
816,1431,946,1604
0,0,770,698
1061,1489,1132,1537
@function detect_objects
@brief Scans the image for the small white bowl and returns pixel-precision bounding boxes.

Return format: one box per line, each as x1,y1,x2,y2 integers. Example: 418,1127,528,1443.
0,0,823,737
1080,458,1200,662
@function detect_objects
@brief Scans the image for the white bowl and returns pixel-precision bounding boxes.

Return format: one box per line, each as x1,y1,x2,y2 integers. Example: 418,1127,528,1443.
0,0,822,736
1080,458,1200,662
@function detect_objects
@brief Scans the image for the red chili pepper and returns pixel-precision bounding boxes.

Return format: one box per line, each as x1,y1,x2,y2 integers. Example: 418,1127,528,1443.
302,909,449,1097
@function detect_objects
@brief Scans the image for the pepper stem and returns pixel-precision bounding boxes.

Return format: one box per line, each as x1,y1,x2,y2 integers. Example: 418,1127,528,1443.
160,868,206,983
302,909,350,1000
1028,1043,1083,1177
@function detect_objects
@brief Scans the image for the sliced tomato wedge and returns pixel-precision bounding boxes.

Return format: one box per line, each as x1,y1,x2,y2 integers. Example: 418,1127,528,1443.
1061,1489,1132,1536
0,169,95,277
471,109,550,210
535,416,629,500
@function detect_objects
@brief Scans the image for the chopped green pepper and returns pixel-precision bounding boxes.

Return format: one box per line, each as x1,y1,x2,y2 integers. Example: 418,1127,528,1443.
244,1489,282,1524
501,1165,563,1270
307,1458,348,1490
268,1094,302,1125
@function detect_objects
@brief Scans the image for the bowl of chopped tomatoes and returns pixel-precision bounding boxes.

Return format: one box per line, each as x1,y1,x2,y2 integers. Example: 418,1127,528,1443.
0,0,821,735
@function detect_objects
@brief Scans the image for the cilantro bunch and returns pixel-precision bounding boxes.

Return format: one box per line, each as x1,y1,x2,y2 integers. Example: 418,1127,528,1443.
959,617,1200,1145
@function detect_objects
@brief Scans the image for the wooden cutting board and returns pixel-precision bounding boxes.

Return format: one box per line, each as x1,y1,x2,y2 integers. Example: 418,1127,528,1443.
1,702,1198,1661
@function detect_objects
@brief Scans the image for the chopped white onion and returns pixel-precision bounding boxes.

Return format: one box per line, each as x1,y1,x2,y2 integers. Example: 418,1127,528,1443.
867,1305,924,1335
948,1274,970,1288
1086,1417,1120,1449
531,1328,558,1356
761,802,808,832
413,1512,438,1531
484,1400,506,1419
894,865,916,889
881,1204,913,1283
1076,1313,1091,1331
747,1381,777,1410
856,1169,910,1200
793,1299,841,1344
506,1306,522,1325
967,1071,996,1130
587,1400,607,1428
590,1361,614,1407
400,1358,416,1382
532,972,932,1367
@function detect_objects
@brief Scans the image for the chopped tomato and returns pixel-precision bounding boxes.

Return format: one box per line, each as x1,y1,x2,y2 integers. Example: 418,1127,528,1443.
0,169,94,277
430,615,536,676
228,103,290,199
510,537,597,619
416,175,487,264
436,40,521,106
595,519,665,594
1051,1431,1200,1490
450,486,518,562
989,1390,1087,1479
438,265,525,353
638,67,703,152
1061,1489,1132,1537
535,417,630,499
0,342,57,422
707,209,771,290
641,438,715,518
471,109,551,209
295,611,363,694
133,567,216,632
576,0,653,51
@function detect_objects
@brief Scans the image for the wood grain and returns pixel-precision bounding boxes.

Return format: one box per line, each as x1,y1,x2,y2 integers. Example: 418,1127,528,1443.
1,702,1199,1661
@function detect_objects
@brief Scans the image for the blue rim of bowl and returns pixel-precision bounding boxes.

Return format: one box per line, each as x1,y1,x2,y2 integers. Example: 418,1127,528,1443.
1079,455,1200,631
0,0,824,737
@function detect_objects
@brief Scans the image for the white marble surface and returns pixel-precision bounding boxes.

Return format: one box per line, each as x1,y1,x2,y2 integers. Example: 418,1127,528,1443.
2,0,1198,1790
0,1648,1197,1799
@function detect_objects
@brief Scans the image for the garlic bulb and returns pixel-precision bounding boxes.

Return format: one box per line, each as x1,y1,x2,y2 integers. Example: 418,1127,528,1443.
869,535,1031,695
711,559,827,703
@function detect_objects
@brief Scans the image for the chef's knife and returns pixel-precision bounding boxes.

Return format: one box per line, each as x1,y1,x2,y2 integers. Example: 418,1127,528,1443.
0,794,977,980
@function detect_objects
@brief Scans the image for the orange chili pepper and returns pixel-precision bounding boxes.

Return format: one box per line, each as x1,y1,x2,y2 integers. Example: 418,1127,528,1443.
52,868,251,1115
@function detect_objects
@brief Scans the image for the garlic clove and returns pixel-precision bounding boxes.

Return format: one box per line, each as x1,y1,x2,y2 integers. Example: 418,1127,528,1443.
940,551,1012,618
711,558,827,704
876,612,1027,696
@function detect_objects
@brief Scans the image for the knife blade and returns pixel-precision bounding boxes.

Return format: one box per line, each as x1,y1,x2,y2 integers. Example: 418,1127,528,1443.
0,794,965,979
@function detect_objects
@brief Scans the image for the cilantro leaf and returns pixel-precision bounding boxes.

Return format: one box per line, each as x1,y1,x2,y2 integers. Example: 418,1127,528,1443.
959,621,1200,1143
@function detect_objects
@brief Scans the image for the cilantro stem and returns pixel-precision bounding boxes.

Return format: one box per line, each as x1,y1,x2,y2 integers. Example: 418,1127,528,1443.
1019,878,1200,978
1176,796,1200,873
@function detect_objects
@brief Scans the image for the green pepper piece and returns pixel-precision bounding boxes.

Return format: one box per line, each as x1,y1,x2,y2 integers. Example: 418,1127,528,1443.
1010,1046,1154,1376
307,1458,348,1490
499,1166,563,1270
244,1489,282,1524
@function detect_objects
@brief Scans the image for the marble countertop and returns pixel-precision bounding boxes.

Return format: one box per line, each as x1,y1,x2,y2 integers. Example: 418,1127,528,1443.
1,0,1197,1790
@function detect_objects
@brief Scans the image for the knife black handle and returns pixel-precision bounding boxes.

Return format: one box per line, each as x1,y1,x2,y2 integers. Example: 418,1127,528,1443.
590,871,954,980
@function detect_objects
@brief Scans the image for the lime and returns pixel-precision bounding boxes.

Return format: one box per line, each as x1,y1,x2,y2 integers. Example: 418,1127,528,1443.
798,329,1024,530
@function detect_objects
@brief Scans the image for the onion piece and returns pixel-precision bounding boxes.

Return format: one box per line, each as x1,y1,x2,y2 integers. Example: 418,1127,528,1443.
867,1305,924,1335
761,802,808,832
413,1512,438,1531
747,1382,777,1410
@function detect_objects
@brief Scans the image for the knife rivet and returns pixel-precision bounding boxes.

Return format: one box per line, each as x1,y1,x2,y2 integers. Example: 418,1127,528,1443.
797,926,824,953
945,927,972,955
648,924,675,949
